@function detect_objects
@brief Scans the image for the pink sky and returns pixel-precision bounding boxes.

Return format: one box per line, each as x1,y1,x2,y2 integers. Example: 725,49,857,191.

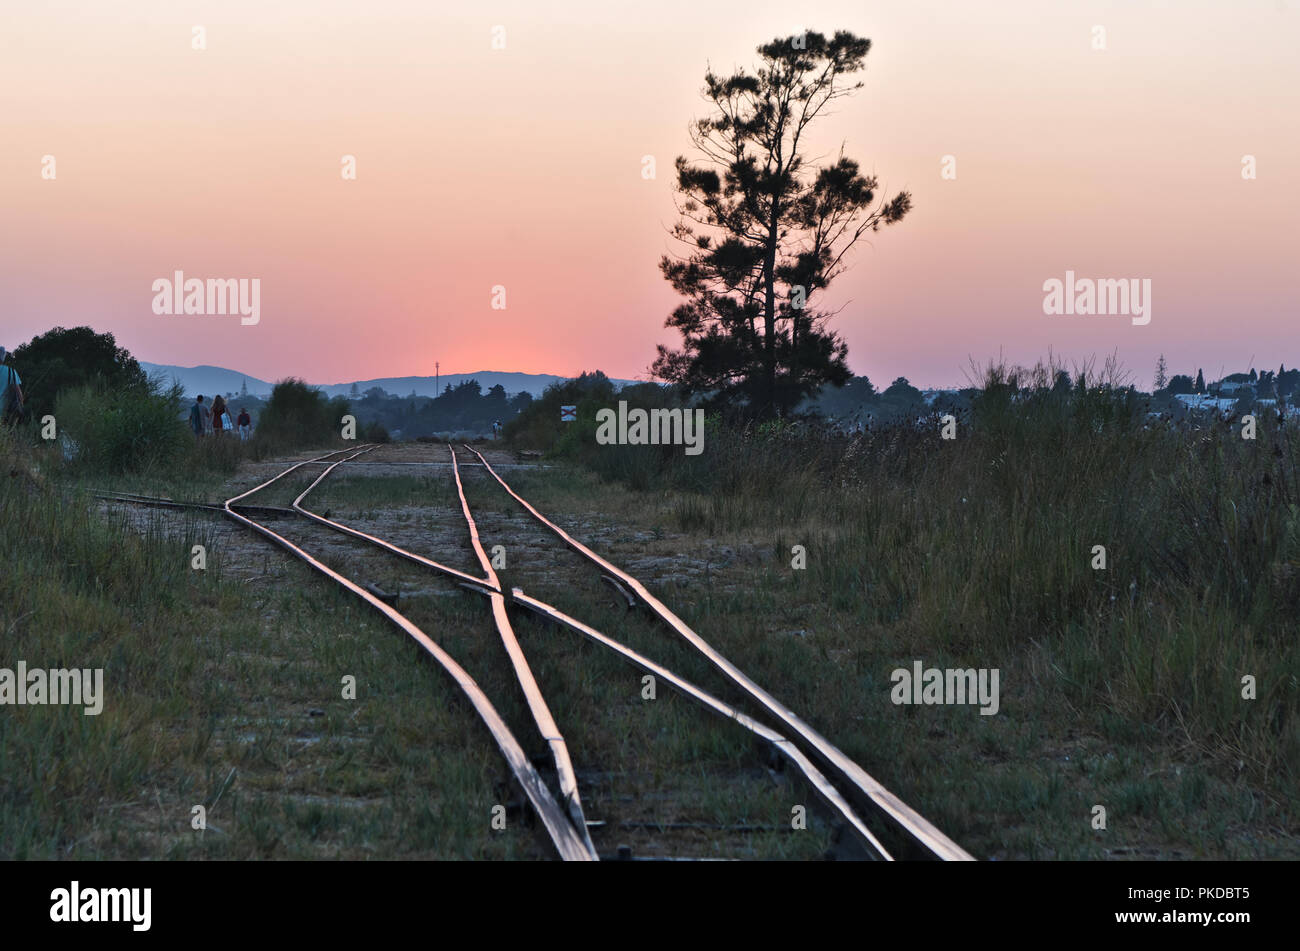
2,1,1297,388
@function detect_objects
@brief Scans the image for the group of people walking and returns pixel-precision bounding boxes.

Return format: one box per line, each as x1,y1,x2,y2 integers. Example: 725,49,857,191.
3,345,258,443
190,394,252,440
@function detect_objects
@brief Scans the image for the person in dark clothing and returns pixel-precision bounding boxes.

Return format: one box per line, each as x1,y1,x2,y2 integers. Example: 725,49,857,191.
189,395,207,437
0,347,24,424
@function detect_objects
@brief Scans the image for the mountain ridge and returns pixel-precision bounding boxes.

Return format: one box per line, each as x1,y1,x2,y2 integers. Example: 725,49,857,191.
139,362,643,398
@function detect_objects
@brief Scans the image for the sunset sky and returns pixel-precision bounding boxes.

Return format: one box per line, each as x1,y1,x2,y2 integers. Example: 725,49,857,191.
2,1,1296,389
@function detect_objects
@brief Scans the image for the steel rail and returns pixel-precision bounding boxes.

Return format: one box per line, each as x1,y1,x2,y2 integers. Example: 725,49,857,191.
447,445,599,859
96,492,298,518
289,461,487,589
222,445,596,862
508,589,893,860
463,444,975,861
285,454,891,857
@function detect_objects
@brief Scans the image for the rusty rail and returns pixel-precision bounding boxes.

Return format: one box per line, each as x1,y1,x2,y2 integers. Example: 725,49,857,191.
463,444,974,861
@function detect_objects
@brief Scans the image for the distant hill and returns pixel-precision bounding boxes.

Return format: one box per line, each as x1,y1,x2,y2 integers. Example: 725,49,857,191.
140,363,641,399
140,363,274,397
314,370,641,399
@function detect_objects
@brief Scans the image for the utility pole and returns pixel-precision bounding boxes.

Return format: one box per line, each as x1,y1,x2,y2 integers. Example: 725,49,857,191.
435,361,439,396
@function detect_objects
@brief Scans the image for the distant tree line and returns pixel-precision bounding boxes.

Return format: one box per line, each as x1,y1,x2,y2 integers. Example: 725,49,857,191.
1154,353,1299,400
348,379,533,438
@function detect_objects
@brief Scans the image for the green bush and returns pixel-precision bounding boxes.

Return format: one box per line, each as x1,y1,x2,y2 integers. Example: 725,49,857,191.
10,325,149,424
53,378,190,474
255,379,351,449
503,371,617,450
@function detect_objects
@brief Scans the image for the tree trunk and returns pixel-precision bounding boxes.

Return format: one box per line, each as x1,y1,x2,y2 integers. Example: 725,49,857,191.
762,205,779,417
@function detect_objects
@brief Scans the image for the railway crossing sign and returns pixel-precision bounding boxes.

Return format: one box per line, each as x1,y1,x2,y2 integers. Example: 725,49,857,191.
560,405,577,422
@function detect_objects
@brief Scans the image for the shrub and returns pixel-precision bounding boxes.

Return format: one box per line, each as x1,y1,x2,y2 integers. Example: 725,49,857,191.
503,372,617,449
10,326,149,423
255,379,350,449
52,378,189,474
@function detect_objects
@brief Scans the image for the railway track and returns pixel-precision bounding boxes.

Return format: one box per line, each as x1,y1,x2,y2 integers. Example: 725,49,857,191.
115,442,973,861
458,443,974,862
218,445,597,861
290,444,898,859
